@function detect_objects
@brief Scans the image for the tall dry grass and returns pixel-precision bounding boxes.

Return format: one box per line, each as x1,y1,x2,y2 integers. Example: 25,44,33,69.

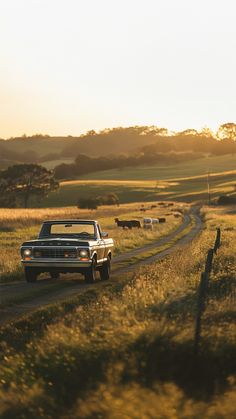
0,204,137,231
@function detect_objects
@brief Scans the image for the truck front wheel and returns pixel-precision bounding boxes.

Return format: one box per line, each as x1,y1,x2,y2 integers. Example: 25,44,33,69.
24,267,37,283
100,257,111,281
84,258,97,283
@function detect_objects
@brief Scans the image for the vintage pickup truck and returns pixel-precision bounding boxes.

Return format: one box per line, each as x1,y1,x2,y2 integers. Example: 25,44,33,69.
20,220,114,283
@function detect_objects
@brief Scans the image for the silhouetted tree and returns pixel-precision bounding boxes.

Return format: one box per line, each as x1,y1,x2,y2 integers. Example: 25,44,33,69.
77,193,120,210
0,164,58,208
217,123,236,141
77,196,100,210
98,193,120,206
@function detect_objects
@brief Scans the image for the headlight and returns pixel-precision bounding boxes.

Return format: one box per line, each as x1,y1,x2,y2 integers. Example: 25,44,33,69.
23,248,32,257
78,249,89,258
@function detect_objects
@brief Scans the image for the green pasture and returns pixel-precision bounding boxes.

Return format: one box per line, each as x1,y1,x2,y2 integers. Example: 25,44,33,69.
76,154,236,180
35,172,236,208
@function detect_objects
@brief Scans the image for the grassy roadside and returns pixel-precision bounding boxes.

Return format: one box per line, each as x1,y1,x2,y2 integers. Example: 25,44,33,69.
0,206,235,417
0,275,133,353
113,214,195,270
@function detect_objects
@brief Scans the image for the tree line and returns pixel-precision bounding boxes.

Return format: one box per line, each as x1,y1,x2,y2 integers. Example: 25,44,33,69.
0,123,236,208
1,123,236,166
54,151,202,179
54,123,236,179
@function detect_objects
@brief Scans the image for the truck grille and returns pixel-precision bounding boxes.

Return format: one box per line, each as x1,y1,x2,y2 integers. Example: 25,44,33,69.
33,247,77,259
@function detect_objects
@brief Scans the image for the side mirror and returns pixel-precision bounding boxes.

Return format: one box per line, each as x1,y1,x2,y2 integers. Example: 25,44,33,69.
101,232,108,238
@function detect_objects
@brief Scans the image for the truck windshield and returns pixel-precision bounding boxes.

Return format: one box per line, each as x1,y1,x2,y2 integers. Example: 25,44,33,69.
40,223,96,238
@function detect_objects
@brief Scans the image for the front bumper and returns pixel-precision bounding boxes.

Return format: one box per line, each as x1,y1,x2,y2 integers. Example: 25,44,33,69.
21,259,92,269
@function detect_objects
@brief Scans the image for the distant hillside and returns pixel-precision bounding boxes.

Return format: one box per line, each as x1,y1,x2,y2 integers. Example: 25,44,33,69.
0,135,74,158
0,124,235,170
0,128,169,163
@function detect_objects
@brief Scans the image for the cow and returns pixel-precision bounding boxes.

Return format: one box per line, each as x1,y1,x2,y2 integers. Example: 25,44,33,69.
130,220,141,228
143,217,152,223
151,204,157,209
114,218,133,229
158,217,166,223
143,218,153,230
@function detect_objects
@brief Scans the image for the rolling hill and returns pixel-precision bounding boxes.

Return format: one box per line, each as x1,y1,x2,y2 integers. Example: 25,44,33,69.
31,154,236,207
1,126,236,172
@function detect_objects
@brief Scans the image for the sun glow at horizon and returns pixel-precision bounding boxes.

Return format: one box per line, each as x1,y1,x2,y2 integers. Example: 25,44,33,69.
0,0,235,138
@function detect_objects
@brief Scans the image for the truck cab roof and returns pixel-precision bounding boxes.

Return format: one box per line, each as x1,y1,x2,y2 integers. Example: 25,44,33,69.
42,220,98,224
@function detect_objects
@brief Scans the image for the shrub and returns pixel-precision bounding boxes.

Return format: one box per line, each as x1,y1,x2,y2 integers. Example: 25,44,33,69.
77,197,100,210
77,193,119,210
217,195,236,205
98,193,119,206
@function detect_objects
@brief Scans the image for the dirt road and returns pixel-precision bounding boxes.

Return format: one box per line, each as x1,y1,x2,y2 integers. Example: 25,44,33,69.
0,207,202,325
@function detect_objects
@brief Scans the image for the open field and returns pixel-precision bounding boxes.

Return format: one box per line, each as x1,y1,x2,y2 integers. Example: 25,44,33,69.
77,154,236,180
25,154,236,208
39,167,236,208
0,205,235,417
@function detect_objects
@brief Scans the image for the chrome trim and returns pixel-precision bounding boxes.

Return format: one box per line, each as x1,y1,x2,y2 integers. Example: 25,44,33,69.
97,258,107,264
21,245,92,260
21,246,90,249
22,260,91,268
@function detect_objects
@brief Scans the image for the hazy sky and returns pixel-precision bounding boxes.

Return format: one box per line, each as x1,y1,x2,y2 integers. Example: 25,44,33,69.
0,0,235,138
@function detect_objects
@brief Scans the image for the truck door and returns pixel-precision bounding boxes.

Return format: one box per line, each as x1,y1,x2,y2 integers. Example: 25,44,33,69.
97,224,106,261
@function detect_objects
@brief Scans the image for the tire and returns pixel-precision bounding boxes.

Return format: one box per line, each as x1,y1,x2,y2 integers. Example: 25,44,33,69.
85,258,97,283
50,272,60,279
100,257,111,281
24,267,37,283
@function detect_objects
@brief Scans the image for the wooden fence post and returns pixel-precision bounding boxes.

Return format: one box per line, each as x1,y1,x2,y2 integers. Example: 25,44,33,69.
194,230,222,357
214,227,221,253
194,271,209,356
205,248,214,273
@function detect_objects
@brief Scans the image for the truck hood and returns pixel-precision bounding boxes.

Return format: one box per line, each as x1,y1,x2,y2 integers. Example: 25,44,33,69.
21,237,90,247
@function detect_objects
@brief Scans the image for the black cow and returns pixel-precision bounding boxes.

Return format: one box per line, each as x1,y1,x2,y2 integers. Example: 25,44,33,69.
114,218,132,229
114,218,141,229
158,217,166,223
130,220,141,228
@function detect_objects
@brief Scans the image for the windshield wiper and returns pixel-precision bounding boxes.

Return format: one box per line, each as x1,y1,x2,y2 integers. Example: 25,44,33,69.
77,233,95,238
